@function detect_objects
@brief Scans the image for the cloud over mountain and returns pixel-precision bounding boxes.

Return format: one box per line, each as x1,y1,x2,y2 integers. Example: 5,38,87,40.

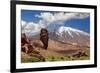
35,12,89,28
21,21,41,35
21,12,89,35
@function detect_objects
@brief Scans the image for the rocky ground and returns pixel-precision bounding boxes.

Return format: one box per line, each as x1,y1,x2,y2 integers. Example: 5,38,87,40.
21,38,90,63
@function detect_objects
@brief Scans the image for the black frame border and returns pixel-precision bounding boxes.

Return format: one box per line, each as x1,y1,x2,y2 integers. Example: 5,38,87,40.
10,1,97,72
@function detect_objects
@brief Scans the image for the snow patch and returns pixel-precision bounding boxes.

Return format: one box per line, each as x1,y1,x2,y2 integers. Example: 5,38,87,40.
56,26,89,37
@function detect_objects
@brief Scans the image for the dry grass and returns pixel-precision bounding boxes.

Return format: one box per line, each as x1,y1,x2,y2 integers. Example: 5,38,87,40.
21,39,90,63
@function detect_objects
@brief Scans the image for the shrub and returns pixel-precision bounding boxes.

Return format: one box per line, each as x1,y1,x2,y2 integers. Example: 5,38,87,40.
61,57,64,60
28,57,40,62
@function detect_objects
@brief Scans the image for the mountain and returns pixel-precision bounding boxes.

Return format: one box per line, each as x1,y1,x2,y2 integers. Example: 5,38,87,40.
49,26,90,47
21,26,90,63
24,26,90,48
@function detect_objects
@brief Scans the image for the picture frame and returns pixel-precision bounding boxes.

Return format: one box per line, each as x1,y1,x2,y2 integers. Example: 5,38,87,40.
10,0,97,72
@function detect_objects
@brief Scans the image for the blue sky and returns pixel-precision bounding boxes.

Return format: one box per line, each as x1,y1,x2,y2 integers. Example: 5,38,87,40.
64,17,90,33
21,10,90,34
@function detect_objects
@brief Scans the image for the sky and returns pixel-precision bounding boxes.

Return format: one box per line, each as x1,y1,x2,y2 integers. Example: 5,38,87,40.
21,10,90,35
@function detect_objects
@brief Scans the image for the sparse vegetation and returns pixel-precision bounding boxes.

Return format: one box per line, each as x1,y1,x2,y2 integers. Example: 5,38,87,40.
21,47,90,63
27,57,40,62
21,33,90,63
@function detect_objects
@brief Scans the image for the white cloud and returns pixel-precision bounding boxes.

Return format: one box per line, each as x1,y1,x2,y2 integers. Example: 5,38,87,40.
74,13,89,19
21,20,26,26
21,12,89,35
36,12,89,28
21,21,41,35
21,20,27,29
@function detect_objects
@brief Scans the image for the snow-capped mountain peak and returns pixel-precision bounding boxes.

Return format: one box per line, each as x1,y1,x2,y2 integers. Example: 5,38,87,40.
49,26,90,47
56,26,89,38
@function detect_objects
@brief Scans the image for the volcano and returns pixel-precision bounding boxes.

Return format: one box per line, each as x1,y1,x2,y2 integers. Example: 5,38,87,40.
49,26,90,47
